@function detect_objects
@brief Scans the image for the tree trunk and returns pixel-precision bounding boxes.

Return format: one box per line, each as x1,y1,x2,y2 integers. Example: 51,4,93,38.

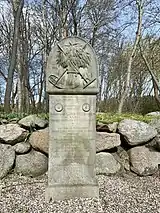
42,0,49,113
117,0,143,114
37,54,44,112
139,43,160,108
4,0,24,113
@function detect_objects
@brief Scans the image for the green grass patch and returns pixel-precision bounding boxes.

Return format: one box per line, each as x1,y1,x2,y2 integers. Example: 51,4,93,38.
0,113,28,121
0,112,49,121
96,113,160,124
0,112,159,124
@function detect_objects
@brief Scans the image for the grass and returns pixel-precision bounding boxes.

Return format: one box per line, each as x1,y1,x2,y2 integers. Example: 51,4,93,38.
96,112,160,124
0,113,28,120
0,112,159,124
0,112,48,121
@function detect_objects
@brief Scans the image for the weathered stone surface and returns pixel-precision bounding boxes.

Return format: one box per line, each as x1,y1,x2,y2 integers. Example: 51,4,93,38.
116,146,130,171
128,146,160,176
18,115,48,129
47,95,98,200
0,119,8,124
96,122,118,133
146,111,160,116
118,119,157,146
46,37,99,201
10,118,19,124
96,152,121,175
149,119,160,133
96,132,121,152
28,129,123,155
0,124,28,145
146,134,160,151
113,152,130,172
107,122,118,133
0,144,15,179
29,128,49,154
10,118,20,122
96,122,107,132
46,37,98,95
13,142,31,154
15,149,48,177
45,185,99,202
154,135,160,151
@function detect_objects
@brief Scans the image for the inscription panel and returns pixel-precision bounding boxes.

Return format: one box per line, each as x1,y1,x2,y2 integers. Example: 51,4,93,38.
48,95,96,171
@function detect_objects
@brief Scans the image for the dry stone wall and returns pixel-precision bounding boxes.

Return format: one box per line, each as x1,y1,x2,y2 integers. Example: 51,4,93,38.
0,114,160,179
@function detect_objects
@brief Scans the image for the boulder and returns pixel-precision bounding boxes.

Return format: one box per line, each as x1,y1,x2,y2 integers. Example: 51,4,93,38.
0,124,28,145
10,118,20,124
128,146,160,176
0,144,15,179
146,111,160,116
149,119,160,133
107,122,118,133
96,122,118,133
115,146,130,171
0,119,8,124
13,142,31,154
146,134,160,151
96,152,121,175
15,149,48,177
18,115,48,129
29,128,49,154
96,132,121,152
118,119,157,146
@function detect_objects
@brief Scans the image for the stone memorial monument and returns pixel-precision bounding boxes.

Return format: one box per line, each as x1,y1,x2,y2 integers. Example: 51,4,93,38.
45,37,99,201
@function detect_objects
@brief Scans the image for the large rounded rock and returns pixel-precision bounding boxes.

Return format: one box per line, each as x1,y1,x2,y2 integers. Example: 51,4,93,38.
96,132,121,152
128,146,160,176
13,142,31,154
29,128,49,154
113,146,130,171
0,119,8,124
149,119,160,133
146,134,160,151
153,135,160,151
18,115,48,129
96,122,118,133
118,119,157,146
0,144,15,179
0,124,28,145
96,152,121,175
146,111,160,116
15,149,48,177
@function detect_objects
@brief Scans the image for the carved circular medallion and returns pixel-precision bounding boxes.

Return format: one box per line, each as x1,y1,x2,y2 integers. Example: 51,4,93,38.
82,103,90,112
55,103,63,112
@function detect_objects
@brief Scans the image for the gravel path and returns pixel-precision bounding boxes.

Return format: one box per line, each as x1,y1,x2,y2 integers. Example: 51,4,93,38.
0,172,160,213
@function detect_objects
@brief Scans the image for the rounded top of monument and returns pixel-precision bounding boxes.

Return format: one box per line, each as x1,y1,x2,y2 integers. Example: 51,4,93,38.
46,36,99,95
57,36,96,52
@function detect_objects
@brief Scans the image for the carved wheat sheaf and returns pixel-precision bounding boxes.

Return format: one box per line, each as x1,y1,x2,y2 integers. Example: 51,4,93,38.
48,41,96,89
56,42,91,69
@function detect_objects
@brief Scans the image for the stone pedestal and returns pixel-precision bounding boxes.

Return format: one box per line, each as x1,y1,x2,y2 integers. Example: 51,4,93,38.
45,37,99,201
45,185,98,201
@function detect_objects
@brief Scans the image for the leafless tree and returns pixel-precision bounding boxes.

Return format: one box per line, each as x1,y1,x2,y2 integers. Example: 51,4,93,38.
118,0,144,113
4,0,24,112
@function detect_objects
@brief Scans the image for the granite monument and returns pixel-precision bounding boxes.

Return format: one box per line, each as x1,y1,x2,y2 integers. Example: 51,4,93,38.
45,37,99,201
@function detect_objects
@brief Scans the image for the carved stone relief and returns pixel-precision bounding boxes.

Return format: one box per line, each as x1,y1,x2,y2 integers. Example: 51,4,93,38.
46,37,98,94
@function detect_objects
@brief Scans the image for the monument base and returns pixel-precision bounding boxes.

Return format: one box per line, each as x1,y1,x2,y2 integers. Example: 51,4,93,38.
45,184,99,201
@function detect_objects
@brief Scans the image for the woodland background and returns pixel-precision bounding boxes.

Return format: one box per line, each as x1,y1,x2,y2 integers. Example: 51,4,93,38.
0,0,160,114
